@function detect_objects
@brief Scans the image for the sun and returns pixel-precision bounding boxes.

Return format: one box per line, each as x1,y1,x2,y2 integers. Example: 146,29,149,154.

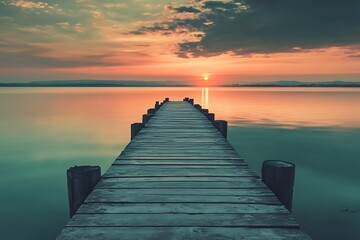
202,73,210,81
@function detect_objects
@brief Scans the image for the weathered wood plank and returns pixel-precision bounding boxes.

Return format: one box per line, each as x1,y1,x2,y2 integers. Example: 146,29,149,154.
113,160,246,165
67,213,298,228
85,189,280,204
103,165,256,177
97,176,261,182
77,203,289,214
117,156,244,160
95,180,264,189
58,227,312,240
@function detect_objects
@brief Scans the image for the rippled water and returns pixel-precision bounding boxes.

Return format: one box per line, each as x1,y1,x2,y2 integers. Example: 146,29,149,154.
0,87,359,239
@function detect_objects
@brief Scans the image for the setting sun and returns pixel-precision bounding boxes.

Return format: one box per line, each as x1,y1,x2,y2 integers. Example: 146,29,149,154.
202,73,210,81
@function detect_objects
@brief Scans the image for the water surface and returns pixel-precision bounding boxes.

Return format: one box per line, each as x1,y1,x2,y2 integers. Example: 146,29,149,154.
0,87,359,239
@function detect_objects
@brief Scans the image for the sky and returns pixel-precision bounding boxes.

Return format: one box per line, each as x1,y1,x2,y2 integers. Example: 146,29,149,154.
0,0,359,84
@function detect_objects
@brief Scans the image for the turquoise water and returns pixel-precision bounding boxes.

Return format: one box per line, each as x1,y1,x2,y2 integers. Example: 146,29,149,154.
0,87,359,239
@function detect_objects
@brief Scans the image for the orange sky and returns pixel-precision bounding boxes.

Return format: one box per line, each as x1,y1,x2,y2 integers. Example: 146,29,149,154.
0,0,359,84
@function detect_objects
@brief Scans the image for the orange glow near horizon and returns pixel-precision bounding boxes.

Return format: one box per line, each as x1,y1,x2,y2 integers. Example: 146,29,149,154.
43,46,360,84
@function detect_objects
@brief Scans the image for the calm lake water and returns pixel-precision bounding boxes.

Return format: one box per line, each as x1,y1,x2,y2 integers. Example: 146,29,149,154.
0,87,359,240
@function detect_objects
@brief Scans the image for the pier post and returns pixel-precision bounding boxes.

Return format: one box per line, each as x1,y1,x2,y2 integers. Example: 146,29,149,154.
155,101,160,110
131,123,144,140
188,98,194,105
205,113,215,122
147,108,156,114
67,166,101,218
201,109,209,114
261,160,295,212
183,97,189,101
142,114,153,123
194,104,202,110
214,120,228,138
165,98,169,102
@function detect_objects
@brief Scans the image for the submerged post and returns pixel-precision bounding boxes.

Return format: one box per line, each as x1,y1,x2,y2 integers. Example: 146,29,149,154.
131,123,144,140
214,120,228,138
261,160,295,212
67,166,101,218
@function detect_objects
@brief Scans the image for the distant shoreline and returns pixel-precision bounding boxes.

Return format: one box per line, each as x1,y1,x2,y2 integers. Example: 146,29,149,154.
1,85,360,88
1,80,359,88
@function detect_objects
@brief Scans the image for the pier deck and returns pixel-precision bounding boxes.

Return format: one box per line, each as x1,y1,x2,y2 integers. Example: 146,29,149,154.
57,101,311,239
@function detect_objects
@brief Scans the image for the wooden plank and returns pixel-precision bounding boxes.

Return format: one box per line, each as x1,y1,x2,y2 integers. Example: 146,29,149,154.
77,203,289,214
117,156,243,160
95,177,266,189
87,188,273,196
103,165,256,177
57,227,312,240
125,144,235,149
120,153,240,157
96,176,262,182
67,213,298,228
85,189,280,204
122,150,238,154
113,160,246,165
95,180,264,189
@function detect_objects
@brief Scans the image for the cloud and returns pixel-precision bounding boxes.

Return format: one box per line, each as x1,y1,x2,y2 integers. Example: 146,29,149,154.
173,6,201,13
11,0,50,9
136,0,360,58
0,41,125,68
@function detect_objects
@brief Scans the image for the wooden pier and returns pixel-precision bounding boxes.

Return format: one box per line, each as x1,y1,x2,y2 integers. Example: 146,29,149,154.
57,100,311,239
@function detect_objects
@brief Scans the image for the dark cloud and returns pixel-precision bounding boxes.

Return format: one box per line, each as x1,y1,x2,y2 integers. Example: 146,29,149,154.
173,6,201,13
139,0,360,58
202,0,239,10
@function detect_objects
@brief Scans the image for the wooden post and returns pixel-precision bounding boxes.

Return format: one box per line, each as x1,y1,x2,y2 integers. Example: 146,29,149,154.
155,101,160,110
142,114,153,123
214,120,228,138
201,109,209,114
261,160,295,212
131,123,144,140
188,99,194,105
165,98,169,102
67,166,101,218
194,104,202,110
147,108,156,114
183,97,189,101
205,113,215,122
